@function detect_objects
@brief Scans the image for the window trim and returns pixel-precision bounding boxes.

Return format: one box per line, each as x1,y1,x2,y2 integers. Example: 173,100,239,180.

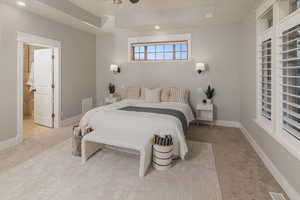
256,27,275,131
277,10,300,145
131,41,189,61
128,34,192,63
255,0,300,161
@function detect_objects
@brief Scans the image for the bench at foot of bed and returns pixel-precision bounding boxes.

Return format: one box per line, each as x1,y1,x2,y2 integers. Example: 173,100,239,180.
81,131,153,178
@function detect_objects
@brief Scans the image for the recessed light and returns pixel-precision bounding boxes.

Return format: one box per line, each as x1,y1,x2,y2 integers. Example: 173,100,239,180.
205,13,213,19
154,25,160,30
16,1,26,7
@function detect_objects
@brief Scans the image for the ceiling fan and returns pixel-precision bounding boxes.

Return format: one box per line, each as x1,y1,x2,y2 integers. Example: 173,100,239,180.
113,0,140,4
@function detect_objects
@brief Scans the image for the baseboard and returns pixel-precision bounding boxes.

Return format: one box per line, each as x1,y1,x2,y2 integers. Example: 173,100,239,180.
240,125,300,200
215,120,241,128
0,137,17,151
62,114,83,127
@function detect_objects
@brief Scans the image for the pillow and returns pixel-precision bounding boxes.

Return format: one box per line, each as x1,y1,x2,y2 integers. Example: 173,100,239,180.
168,88,188,104
126,86,140,99
161,88,170,102
140,87,145,100
144,88,161,103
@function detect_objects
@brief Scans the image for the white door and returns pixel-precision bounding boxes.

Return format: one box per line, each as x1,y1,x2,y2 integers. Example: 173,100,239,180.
33,48,54,128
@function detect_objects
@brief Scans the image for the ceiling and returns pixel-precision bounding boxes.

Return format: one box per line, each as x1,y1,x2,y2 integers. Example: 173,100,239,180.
1,0,261,34
69,0,261,31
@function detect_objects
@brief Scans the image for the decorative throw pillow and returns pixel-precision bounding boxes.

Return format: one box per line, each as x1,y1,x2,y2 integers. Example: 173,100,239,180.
168,88,188,104
145,88,161,103
161,88,170,102
126,86,140,99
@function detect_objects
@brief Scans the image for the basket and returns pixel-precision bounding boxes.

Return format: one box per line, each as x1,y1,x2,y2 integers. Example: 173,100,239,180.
152,143,173,171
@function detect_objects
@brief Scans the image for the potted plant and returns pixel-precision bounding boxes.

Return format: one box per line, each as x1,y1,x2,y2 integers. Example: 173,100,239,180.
108,83,116,98
204,85,215,104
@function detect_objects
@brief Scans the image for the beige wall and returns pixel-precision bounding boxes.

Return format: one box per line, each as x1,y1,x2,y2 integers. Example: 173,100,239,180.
0,3,96,141
240,12,300,194
96,24,242,122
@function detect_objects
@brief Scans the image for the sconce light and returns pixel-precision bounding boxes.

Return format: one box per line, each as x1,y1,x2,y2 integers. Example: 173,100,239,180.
110,64,120,74
195,62,206,74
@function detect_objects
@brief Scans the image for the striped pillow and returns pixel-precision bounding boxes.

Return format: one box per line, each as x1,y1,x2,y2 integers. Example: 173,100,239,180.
168,88,188,104
126,86,140,99
161,88,170,102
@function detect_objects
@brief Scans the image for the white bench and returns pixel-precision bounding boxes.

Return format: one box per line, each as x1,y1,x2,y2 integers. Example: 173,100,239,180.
81,131,153,177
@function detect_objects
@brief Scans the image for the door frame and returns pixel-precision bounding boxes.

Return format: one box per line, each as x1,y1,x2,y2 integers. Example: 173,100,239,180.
17,32,62,143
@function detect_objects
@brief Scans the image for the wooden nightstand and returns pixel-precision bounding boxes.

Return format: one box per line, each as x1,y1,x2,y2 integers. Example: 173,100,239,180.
104,97,121,105
196,103,214,125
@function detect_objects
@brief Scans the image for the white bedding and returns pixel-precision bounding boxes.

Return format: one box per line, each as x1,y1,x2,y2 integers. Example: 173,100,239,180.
79,99,194,159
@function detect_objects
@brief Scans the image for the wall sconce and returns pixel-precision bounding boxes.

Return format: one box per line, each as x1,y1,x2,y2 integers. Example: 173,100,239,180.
110,64,120,74
195,62,206,74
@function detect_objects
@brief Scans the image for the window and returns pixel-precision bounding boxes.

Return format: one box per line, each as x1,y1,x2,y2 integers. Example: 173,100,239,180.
131,41,188,61
256,0,300,161
281,24,300,140
260,39,272,121
290,0,300,14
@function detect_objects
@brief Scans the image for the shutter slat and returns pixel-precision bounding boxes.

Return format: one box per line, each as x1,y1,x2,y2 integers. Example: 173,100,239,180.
261,39,272,121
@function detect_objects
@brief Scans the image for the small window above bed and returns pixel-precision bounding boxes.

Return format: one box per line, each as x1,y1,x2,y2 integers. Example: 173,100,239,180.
132,41,188,61
128,34,191,62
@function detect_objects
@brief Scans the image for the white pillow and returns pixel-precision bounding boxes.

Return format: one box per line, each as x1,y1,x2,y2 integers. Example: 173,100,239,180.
144,88,161,103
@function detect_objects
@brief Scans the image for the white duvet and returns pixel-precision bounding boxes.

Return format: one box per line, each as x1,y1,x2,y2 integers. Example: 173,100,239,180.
79,99,195,159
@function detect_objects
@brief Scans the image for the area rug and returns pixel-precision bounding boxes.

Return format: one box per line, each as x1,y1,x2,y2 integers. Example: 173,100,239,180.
0,139,222,200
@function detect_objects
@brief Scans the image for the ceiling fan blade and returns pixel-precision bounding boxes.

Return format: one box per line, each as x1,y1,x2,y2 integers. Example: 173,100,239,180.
129,0,140,3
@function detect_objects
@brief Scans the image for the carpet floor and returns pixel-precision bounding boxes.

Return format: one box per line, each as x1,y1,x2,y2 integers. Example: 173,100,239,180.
0,125,287,200
0,139,221,200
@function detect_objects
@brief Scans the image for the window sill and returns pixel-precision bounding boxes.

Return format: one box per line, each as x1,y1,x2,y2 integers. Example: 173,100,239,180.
253,118,300,161
254,118,273,136
280,132,300,161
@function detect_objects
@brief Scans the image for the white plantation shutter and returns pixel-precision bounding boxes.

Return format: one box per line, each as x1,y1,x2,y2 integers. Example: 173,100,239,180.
281,24,300,141
260,39,272,121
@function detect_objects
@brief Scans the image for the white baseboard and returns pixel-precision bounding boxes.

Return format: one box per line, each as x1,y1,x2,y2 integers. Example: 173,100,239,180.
215,120,241,128
62,114,83,127
0,137,17,151
240,125,300,200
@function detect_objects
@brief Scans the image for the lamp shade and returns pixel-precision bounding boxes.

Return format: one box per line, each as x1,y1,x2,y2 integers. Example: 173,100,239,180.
195,63,206,71
110,64,119,72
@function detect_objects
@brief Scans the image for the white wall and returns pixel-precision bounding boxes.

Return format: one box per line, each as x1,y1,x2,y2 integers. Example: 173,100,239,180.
0,3,96,141
240,11,300,196
96,24,242,122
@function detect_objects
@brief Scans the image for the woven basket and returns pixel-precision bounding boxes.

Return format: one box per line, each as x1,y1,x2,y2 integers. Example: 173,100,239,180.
152,144,173,171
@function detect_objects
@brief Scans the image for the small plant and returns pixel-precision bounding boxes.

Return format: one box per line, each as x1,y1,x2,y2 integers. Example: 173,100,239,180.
204,85,215,100
108,83,115,94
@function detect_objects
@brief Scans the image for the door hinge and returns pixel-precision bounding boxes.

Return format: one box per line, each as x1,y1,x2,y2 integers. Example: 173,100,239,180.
51,84,55,89
52,55,54,59
52,113,55,118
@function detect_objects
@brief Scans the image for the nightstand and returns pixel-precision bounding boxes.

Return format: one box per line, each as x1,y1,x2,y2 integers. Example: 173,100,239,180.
196,103,214,125
105,97,121,105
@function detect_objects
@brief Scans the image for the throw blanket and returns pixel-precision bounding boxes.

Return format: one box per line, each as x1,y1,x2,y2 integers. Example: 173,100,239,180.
119,106,188,133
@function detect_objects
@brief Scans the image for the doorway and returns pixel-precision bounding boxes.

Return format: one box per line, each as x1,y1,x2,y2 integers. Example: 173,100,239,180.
17,32,61,143
23,44,54,139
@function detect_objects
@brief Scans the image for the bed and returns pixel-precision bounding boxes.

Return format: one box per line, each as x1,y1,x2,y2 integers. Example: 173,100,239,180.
79,99,194,161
